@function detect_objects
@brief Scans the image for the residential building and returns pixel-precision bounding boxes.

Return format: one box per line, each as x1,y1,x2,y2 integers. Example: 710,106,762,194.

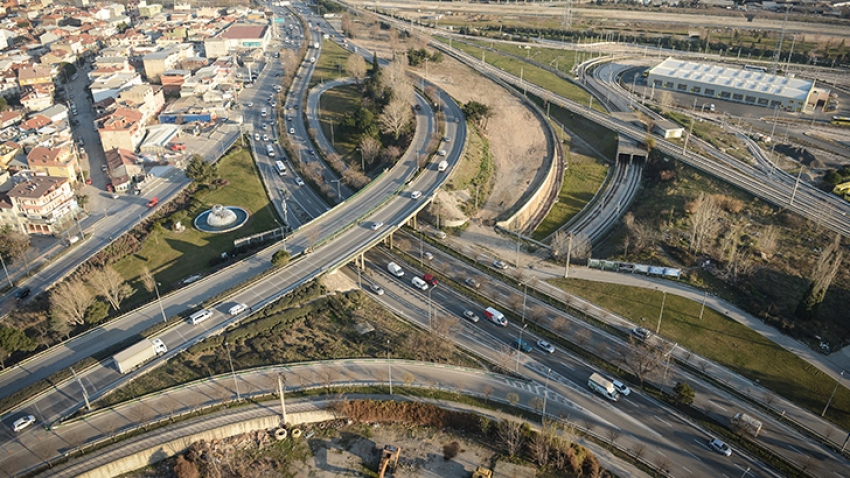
143,43,193,83
5,175,78,235
97,107,145,151
26,146,79,183
117,83,164,124
204,23,269,58
90,71,143,103
104,146,141,191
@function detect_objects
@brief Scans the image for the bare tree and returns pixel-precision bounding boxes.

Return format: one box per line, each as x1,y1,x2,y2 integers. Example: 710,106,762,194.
140,267,155,293
796,233,844,320
359,136,381,170
605,427,622,448
618,341,663,387
529,397,544,414
380,57,408,92
344,54,367,83
506,392,519,407
550,230,570,260
50,279,94,325
757,224,780,259
533,427,552,469
87,266,134,311
483,384,494,403
379,97,413,140
622,213,655,253
687,193,723,254
498,420,524,458
570,233,592,261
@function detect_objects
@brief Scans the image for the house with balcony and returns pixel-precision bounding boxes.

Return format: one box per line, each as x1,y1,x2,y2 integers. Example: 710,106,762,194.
97,107,145,151
104,146,142,191
17,66,53,90
26,146,78,183
5,175,78,235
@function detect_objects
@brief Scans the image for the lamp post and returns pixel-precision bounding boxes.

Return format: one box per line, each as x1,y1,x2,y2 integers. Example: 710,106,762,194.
0,254,13,288
822,370,845,417
153,279,167,323
698,290,708,320
656,290,667,334
521,281,529,323
278,373,287,425
224,341,241,401
542,368,551,424
427,287,433,331
515,324,528,374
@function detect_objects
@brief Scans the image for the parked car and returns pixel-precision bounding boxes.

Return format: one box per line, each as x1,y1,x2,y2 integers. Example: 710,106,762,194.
169,142,186,151
289,128,295,134
106,183,114,192
632,327,652,341
708,438,732,457
262,134,269,142
462,310,480,323
254,133,260,141
512,338,533,353
536,339,555,353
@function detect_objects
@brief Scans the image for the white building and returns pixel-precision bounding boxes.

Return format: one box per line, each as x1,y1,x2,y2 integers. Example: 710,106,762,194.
647,57,816,112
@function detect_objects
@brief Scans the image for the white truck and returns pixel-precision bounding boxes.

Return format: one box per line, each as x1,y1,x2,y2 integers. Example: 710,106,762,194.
588,373,620,401
437,160,448,172
731,412,763,437
114,338,167,374
387,262,404,277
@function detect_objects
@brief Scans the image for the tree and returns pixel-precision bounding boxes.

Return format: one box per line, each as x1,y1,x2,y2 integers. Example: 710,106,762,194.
0,227,30,262
174,454,200,478
185,154,219,186
617,341,662,387
272,249,291,267
757,224,780,259
687,193,723,254
87,266,134,311
140,267,156,294
75,194,89,211
550,230,570,260
498,420,524,458
462,101,493,129
379,97,412,140
359,136,381,171
380,57,408,92
673,381,695,406
50,279,94,325
344,54,367,83
0,327,37,355
796,234,844,320
622,212,655,253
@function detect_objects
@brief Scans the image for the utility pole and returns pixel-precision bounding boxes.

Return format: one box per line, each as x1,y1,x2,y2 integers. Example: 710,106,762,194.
0,254,13,288
656,290,667,334
278,373,287,425
70,366,91,411
790,166,803,206
699,290,708,320
387,340,393,395
542,368,551,424
564,233,573,278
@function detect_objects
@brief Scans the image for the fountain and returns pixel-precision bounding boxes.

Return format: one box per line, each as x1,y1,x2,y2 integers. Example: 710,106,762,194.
194,204,250,233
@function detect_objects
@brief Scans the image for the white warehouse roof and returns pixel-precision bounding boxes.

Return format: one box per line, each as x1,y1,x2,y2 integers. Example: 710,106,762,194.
648,57,814,102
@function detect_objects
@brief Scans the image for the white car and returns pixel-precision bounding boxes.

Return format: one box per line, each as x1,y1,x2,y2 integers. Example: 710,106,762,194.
12,415,36,432
493,260,509,270
612,379,631,396
254,133,260,141
410,190,422,200
708,438,732,457
151,338,168,354
289,128,295,134
369,283,384,295
263,134,269,141
370,221,383,230
294,177,304,186
229,303,248,316
536,339,555,353
462,310,480,323
247,102,253,107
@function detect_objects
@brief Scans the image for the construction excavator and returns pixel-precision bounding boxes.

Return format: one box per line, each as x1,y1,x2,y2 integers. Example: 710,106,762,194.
377,444,400,478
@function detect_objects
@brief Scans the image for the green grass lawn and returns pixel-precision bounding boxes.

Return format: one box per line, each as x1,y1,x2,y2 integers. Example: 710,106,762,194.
549,278,850,429
113,147,280,294
444,39,604,112
469,39,580,75
318,83,362,161
309,39,355,88
533,151,609,241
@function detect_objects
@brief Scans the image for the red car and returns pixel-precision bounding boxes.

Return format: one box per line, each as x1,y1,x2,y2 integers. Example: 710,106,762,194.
169,142,186,151
146,197,158,207
85,177,92,185
423,273,438,288
106,183,114,192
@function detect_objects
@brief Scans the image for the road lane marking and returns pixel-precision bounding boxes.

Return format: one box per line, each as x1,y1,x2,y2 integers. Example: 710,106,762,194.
788,444,802,454
711,400,728,412
655,416,672,427
683,450,702,461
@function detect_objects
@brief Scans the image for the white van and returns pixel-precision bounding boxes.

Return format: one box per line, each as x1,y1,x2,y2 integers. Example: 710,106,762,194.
229,303,248,316
387,262,404,277
411,276,428,291
189,309,213,325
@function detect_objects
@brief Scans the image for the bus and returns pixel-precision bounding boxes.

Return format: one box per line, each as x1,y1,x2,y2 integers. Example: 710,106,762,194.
831,116,850,127
275,160,287,175
743,64,767,73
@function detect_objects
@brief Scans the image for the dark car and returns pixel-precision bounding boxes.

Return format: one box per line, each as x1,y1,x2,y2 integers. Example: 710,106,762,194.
15,288,31,301
512,338,533,353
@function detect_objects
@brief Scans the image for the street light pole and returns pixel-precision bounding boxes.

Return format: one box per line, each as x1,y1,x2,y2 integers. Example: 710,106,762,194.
278,373,287,425
542,368,551,424
153,279,167,323
427,287,433,331
699,290,707,320
224,341,240,401
387,339,392,395
822,370,845,417
515,324,528,374
0,254,13,288
656,290,667,334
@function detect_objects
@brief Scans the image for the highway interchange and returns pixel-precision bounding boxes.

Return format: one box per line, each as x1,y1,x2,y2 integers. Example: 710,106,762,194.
1,1,849,477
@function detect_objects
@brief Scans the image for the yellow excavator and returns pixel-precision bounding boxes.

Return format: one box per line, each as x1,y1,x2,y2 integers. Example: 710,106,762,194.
472,466,493,478
377,444,400,478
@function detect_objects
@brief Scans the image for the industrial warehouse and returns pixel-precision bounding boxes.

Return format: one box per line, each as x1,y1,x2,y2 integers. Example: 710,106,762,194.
647,57,817,112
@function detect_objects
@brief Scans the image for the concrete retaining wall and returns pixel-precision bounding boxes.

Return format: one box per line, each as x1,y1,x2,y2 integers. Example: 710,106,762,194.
74,410,336,478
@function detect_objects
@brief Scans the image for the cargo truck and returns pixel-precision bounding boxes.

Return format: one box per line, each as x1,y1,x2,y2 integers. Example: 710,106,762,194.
484,307,507,327
114,338,167,374
731,412,763,437
588,373,620,401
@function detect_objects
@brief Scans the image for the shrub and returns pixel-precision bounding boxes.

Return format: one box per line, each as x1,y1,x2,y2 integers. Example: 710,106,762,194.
442,441,460,460
271,250,290,267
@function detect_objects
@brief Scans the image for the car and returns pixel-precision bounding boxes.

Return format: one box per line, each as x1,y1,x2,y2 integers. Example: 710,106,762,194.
146,197,159,207
72,119,80,126
307,149,315,156
262,134,269,141
289,128,295,134
151,338,167,354
106,183,114,192
444,136,452,142
512,338,533,353
271,101,276,107
263,123,269,130
247,102,253,107
465,277,480,289
275,72,281,77
612,380,631,396
493,260,508,270
254,133,260,141
12,415,35,432
437,149,447,156
422,273,438,287
462,310,480,323
369,283,384,295
424,252,434,261
370,221,383,230
632,327,652,341
85,177,92,185
15,288,31,301
536,339,555,353
286,116,292,121
294,177,304,186
708,438,732,457
169,142,186,151
229,303,248,316
410,190,422,200
69,94,74,99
